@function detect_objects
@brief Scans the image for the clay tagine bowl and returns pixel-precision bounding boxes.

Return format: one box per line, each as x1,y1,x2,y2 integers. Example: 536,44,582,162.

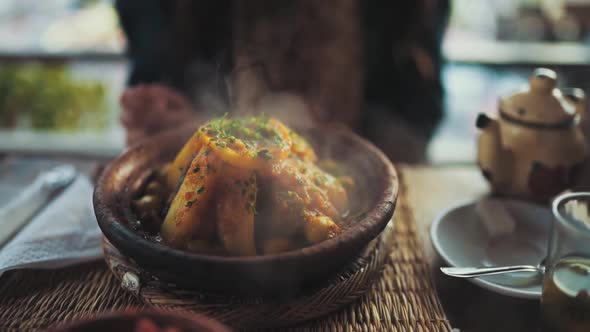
48,309,232,332
93,125,398,296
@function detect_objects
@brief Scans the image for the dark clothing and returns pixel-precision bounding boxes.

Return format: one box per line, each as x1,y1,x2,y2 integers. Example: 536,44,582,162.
115,0,170,85
360,0,449,137
116,0,449,140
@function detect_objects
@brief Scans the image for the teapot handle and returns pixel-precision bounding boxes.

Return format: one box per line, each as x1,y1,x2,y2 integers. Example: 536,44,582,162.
565,88,585,120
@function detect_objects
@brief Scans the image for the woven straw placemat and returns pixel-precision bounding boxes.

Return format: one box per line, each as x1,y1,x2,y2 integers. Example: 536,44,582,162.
101,214,393,329
0,174,451,331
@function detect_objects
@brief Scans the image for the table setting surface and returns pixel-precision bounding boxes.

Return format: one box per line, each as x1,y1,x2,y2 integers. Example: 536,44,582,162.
0,158,548,331
0,158,460,331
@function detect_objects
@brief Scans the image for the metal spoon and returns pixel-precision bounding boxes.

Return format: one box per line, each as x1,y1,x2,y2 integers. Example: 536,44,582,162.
441,261,545,278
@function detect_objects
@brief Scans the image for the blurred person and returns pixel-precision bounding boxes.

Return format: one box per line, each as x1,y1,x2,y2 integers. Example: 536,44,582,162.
116,0,450,162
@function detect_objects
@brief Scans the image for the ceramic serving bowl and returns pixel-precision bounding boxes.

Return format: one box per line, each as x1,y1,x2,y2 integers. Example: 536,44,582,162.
94,125,397,296
48,309,232,332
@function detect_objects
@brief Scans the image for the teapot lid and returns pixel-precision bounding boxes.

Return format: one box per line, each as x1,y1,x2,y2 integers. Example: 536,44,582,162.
500,68,578,127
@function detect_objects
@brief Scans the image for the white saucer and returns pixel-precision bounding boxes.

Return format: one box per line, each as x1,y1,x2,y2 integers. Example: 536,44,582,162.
431,198,552,299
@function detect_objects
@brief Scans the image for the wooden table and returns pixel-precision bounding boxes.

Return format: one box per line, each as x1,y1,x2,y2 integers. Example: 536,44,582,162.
403,165,541,332
0,157,541,331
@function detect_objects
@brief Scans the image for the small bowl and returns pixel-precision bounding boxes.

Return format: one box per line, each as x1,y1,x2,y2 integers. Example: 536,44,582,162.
49,309,232,332
94,125,398,296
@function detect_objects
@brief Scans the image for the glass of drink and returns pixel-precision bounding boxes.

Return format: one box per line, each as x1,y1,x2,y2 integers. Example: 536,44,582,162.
541,192,590,332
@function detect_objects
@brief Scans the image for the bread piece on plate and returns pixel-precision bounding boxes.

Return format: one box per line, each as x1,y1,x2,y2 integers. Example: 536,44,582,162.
475,198,516,238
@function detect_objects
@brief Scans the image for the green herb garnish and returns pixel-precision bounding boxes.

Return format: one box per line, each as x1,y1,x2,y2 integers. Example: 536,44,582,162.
257,149,273,160
245,201,258,215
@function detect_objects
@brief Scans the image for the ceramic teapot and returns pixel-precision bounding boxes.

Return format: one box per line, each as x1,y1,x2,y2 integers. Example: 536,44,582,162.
476,68,588,201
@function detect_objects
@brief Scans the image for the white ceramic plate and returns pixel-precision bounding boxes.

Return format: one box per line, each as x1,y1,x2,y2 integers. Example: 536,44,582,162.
431,198,552,299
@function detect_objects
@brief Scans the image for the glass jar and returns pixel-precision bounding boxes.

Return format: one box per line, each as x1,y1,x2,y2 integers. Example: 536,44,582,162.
541,192,590,332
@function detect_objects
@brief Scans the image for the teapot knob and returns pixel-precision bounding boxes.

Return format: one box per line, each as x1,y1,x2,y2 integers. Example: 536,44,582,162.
565,88,585,104
530,68,557,93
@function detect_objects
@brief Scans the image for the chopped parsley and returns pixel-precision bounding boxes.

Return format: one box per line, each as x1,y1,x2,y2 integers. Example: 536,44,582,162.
245,201,258,215
257,149,273,160
198,115,287,160
296,176,305,186
314,175,326,186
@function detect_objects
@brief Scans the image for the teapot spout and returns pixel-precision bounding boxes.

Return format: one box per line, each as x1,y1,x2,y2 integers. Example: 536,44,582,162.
565,88,586,120
476,113,495,129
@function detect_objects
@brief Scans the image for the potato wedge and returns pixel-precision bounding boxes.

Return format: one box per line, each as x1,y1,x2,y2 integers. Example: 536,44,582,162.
161,147,217,247
215,166,257,256
306,162,349,214
262,237,294,254
269,158,340,220
262,190,305,239
199,117,292,170
289,130,317,162
165,131,203,190
303,210,341,244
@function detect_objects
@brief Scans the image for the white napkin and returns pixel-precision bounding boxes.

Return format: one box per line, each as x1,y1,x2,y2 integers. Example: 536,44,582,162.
0,175,103,277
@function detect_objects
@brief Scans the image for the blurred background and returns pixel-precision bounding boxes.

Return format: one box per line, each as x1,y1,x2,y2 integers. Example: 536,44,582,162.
1,0,590,162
